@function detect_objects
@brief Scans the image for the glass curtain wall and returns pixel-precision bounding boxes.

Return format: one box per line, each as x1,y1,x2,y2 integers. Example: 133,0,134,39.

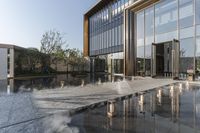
89,0,136,56
145,7,154,76
179,0,194,79
89,0,137,74
135,0,198,77
136,11,145,76
195,0,200,79
155,0,178,43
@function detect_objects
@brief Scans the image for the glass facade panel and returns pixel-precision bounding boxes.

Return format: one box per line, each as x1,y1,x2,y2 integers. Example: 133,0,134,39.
196,37,200,56
196,37,200,78
145,7,154,76
155,0,177,34
89,0,124,56
180,38,194,74
136,11,145,76
179,0,193,28
197,25,200,37
112,52,124,74
196,0,200,24
180,27,194,39
155,30,177,43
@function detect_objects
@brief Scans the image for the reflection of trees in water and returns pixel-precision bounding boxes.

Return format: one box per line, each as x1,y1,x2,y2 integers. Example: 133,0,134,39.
180,48,186,57
14,78,55,92
13,74,92,92
12,74,110,93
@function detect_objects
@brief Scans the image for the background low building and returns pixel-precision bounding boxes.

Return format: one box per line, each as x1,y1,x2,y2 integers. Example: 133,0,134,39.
0,44,90,80
0,44,18,79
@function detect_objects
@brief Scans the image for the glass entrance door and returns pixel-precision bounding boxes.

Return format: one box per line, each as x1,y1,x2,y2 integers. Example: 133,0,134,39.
151,40,180,79
152,43,156,77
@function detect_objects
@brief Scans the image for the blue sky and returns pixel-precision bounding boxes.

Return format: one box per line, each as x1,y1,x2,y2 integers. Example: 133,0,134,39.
0,0,97,50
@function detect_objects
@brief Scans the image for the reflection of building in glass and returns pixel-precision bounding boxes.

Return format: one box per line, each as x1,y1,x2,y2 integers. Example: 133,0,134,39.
84,0,200,79
0,79,14,94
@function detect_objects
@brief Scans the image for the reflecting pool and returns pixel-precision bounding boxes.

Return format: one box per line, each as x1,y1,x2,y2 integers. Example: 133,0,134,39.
68,83,200,133
0,74,123,94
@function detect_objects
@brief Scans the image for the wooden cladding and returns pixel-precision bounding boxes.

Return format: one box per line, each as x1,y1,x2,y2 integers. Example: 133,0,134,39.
83,15,89,57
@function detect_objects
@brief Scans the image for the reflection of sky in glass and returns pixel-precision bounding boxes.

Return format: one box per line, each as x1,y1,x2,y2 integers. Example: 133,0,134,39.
197,37,200,56
180,38,194,57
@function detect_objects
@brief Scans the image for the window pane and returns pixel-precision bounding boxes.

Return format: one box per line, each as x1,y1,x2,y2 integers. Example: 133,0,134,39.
136,11,145,76
180,38,194,73
196,0,200,24
145,7,154,37
155,0,178,34
136,11,144,57
197,25,200,37
196,37,200,77
179,0,194,28
145,45,152,76
180,27,194,39
196,37,200,56
145,7,154,76
137,11,144,42
155,30,177,43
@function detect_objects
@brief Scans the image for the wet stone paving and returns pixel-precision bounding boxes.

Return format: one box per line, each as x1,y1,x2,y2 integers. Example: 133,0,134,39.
0,74,184,133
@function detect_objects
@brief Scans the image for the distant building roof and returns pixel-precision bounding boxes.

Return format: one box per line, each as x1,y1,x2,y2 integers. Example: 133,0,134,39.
0,43,25,50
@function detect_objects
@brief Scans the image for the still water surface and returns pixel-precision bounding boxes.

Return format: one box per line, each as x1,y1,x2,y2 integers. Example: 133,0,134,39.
0,74,119,94
68,83,200,133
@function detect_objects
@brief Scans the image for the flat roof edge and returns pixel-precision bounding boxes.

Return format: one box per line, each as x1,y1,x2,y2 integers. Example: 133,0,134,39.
84,0,112,17
0,43,25,50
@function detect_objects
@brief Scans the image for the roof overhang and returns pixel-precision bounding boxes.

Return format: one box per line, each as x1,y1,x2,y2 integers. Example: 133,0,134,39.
84,0,113,17
0,43,25,50
125,0,159,12
85,0,159,17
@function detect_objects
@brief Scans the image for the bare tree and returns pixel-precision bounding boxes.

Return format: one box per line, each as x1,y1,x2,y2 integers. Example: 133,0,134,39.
40,29,67,55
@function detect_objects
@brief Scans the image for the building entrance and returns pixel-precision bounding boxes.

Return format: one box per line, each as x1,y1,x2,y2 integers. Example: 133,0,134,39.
152,40,180,79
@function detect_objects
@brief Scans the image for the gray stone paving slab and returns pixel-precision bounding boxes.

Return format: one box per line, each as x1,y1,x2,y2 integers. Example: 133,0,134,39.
0,96,13,127
33,78,176,115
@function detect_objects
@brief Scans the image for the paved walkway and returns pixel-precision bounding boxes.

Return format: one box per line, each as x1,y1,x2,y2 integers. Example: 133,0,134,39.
0,78,177,133
34,78,176,113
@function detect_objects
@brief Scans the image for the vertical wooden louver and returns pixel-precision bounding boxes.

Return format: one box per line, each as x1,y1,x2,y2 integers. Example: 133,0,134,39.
83,15,89,57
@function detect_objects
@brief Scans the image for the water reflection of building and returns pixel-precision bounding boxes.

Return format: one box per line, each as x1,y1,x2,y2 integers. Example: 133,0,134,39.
0,74,93,94
0,79,14,94
75,84,200,133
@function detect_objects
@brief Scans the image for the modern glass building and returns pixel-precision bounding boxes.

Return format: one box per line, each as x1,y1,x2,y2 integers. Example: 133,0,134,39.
84,0,200,79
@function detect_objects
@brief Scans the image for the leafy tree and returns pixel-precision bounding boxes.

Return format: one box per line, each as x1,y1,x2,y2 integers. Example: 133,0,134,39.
40,30,68,71
15,47,49,75
65,48,88,72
